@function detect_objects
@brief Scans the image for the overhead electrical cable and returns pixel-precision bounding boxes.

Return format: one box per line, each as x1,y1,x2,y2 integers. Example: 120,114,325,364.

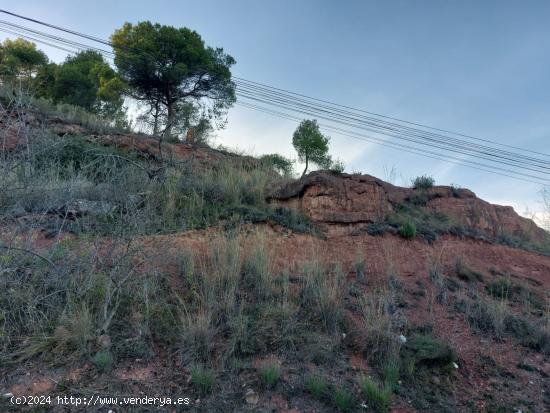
235,101,550,185
0,9,548,185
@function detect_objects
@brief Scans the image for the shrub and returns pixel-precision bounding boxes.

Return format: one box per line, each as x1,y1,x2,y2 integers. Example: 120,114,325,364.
329,158,345,174
191,365,215,395
403,334,456,367
305,374,327,398
412,175,435,189
332,386,355,412
260,153,294,177
92,350,113,373
399,220,416,239
260,362,281,388
361,376,391,413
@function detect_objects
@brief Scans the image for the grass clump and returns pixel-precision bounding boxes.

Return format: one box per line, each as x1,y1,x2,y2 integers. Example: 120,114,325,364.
260,362,281,388
191,365,215,395
456,296,549,354
382,357,400,390
398,219,416,239
301,259,346,333
305,374,327,398
361,376,391,413
357,284,402,368
91,350,113,373
332,386,355,412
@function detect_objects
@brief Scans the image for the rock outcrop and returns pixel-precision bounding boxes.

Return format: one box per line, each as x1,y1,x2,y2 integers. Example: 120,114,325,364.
268,171,548,243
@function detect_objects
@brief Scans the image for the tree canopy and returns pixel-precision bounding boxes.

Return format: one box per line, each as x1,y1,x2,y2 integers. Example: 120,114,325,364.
111,21,236,137
35,50,126,119
0,38,48,83
292,119,333,177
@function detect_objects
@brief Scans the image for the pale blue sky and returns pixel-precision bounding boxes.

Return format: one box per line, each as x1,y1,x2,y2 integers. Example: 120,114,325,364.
2,1,550,218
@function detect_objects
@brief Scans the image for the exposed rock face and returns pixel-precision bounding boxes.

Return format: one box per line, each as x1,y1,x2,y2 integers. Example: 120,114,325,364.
268,171,548,243
268,172,396,224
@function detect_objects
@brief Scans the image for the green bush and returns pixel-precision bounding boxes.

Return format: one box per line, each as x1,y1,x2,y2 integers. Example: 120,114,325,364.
412,175,435,189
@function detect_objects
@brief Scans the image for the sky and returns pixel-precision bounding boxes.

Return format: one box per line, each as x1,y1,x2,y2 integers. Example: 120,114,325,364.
2,1,550,219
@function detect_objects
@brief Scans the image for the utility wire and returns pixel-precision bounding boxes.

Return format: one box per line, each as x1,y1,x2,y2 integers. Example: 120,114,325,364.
234,82,550,169
236,101,550,185
2,8,547,159
1,9,548,184
2,23,548,183
235,90,550,175
234,77,550,158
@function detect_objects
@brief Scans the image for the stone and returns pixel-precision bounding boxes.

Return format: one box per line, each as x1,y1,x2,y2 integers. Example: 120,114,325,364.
245,389,259,405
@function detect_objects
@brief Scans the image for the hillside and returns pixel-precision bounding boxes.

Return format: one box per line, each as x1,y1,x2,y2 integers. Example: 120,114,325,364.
1,104,549,413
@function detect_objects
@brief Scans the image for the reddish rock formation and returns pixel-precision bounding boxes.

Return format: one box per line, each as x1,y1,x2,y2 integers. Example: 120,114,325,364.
267,171,548,243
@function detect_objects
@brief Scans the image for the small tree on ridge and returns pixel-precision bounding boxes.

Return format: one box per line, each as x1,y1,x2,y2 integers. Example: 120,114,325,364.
292,119,332,177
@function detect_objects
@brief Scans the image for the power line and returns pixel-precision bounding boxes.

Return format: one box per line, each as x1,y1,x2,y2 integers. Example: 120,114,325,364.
2,8,547,158
234,77,550,159
234,80,550,170
2,22,548,183
235,101,550,185
0,9,548,185
235,89,550,175
0,9,112,47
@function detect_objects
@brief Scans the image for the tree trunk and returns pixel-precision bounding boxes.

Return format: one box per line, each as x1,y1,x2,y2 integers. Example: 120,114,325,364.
152,101,160,135
165,100,175,138
301,155,309,178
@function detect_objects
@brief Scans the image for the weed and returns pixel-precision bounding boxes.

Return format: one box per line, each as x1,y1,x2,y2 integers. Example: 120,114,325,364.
332,386,355,412
305,374,327,398
359,288,398,367
382,356,401,390
91,350,113,373
260,362,281,388
428,256,448,304
180,307,215,363
301,259,345,333
361,376,391,413
243,234,272,300
191,365,215,395
354,248,366,281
